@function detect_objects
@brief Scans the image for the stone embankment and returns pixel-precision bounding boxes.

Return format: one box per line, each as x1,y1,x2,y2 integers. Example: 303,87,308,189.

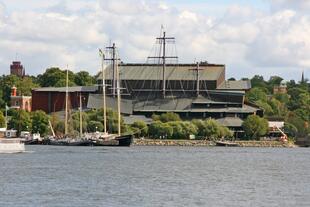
134,139,296,147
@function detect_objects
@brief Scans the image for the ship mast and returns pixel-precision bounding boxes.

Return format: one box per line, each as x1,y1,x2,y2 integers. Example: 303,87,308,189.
102,44,122,135
65,66,69,135
79,92,83,138
116,52,121,136
148,30,177,98
99,49,107,134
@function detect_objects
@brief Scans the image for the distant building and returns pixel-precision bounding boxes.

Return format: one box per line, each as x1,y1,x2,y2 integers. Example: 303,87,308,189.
10,86,32,111
10,61,25,77
31,86,98,113
273,80,287,94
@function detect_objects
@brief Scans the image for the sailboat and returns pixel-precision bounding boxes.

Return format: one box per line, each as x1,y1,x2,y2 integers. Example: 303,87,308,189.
93,46,133,146
48,68,93,146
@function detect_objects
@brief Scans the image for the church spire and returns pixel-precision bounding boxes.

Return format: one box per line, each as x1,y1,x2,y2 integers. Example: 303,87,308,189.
301,70,305,83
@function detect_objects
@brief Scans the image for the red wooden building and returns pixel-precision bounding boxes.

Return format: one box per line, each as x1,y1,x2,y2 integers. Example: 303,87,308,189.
31,86,98,113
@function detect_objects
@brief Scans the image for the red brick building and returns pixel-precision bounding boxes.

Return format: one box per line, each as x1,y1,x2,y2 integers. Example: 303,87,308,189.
10,61,25,77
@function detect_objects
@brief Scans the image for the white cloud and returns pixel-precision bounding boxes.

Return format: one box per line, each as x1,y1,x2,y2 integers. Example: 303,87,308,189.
0,0,309,80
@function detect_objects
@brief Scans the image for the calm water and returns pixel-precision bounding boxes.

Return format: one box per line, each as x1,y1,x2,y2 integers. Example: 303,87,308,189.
0,146,310,207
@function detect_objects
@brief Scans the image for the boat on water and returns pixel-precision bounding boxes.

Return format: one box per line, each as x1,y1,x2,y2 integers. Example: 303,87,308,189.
215,140,239,147
0,138,25,153
47,57,133,147
93,134,133,147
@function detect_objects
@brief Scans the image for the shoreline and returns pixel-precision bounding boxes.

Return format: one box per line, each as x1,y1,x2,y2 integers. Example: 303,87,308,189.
133,139,297,148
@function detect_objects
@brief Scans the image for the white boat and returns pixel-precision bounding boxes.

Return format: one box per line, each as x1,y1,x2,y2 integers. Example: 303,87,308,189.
0,138,25,153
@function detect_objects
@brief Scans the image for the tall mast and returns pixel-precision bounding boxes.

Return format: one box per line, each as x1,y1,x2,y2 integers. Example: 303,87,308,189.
189,62,203,96
196,62,200,96
79,92,83,137
148,30,177,98
162,32,166,98
65,66,69,135
112,43,116,97
116,52,121,136
100,50,107,133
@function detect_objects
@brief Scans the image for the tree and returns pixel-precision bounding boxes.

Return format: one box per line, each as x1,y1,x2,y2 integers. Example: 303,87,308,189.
167,121,184,139
180,121,198,138
131,121,148,137
251,75,267,88
71,111,88,133
0,74,21,104
149,121,173,139
8,109,32,135
285,111,310,137
191,119,206,137
74,71,95,86
0,111,5,128
31,110,50,136
203,119,222,140
37,67,75,87
88,121,103,132
159,112,181,122
246,88,268,103
242,115,268,139
255,100,274,116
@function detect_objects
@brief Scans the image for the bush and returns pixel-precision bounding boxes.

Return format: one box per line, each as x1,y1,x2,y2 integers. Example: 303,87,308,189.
149,121,173,139
131,121,148,137
88,121,103,132
242,115,268,139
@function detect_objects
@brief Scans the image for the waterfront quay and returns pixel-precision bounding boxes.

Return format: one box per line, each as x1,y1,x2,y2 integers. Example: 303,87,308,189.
133,139,295,147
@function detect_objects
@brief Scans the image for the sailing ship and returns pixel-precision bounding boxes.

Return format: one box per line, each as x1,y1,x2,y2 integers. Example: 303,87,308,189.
47,68,94,146
93,45,133,146
48,46,133,147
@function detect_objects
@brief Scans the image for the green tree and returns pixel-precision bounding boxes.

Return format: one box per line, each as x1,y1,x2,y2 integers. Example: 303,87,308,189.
255,100,273,116
180,121,198,138
167,121,184,139
37,67,75,87
251,75,267,88
246,88,268,103
149,121,173,139
131,121,148,137
72,111,88,133
88,121,103,132
0,74,20,104
0,111,5,128
203,119,222,140
8,109,32,134
159,112,181,122
74,71,95,86
285,111,310,137
242,115,268,139
31,110,50,136
191,119,206,137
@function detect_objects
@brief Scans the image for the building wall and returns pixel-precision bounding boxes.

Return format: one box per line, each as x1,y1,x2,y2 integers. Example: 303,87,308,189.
32,91,90,113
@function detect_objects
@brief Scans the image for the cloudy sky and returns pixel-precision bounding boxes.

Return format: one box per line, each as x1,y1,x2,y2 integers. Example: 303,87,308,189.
0,0,309,80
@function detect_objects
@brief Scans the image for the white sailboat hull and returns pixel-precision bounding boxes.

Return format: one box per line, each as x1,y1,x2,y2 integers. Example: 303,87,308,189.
0,139,25,153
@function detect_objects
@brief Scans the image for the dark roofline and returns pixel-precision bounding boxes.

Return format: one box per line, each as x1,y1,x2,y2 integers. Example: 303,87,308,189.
32,86,98,93
120,63,225,67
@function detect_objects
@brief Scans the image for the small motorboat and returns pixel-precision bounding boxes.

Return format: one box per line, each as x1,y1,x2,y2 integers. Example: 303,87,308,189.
0,138,25,153
215,140,239,147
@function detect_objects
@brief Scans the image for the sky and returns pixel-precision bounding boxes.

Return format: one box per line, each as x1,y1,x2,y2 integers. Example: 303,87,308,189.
0,0,309,81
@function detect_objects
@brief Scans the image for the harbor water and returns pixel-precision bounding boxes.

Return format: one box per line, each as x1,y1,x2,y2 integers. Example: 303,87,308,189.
1,146,310,207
